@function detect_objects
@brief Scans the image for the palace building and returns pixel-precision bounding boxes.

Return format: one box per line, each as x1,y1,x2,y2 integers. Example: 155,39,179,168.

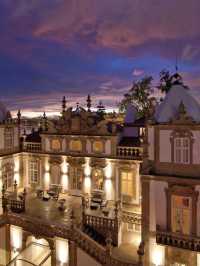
0,96,143,266
0,82,200,266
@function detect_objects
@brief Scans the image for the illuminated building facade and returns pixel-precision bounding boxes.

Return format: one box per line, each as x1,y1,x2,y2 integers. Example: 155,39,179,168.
0,97,143,266
142,84,200,266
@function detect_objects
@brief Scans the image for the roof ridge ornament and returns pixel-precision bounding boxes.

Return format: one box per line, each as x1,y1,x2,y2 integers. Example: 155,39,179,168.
170,101,194,124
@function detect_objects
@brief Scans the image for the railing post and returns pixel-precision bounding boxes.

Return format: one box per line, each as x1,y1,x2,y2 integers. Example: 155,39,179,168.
13,180,18,197
105,233,112,266
137,241,145,266
81,195,86,228
69,209,77,266
23,188,27,212
114,200,121,246
50,241,56,266
2,184,7,214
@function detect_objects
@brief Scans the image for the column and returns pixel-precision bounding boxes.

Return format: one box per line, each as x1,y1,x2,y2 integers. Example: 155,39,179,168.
68,240,77,266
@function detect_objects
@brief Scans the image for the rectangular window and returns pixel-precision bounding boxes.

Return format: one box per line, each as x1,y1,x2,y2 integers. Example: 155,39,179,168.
121,171,133,197
5,128,14,149
29,161,39,184
174,137,190,164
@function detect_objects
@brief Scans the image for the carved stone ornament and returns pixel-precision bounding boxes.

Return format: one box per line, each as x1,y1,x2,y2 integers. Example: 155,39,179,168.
171,101,195,124
49,156,62,165
90,158,107,168
67,157,85,167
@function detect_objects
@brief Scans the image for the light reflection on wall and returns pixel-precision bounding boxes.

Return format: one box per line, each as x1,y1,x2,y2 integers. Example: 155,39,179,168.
56,238,69,264
10,225,22,259
84,158,91,194
14,156,20,184
104,160,113,200
150,238,165,266
105,160,112,179
61,157,69,191
44,157,50,189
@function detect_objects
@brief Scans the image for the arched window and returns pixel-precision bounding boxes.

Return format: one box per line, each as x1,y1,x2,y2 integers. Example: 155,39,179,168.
2,163,14,189
92,168,104,190
4,127,14,149
170,130,193,164
70,140,82,152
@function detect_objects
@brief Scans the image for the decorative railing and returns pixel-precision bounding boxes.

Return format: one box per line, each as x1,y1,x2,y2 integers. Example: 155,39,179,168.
122,211,141,225
23,143,42,152
83,212,119,246
2,185,27,214
9,199,25,213
0,212,143,266
117,147,143,159
156,226,200,252
74,227,107,264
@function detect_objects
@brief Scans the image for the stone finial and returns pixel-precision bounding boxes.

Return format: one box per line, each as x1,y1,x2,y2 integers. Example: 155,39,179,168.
105,232,113,256
17,110,21,125
87,95,91,111
178,101,187,117
23,188,27,198
14,180,18,193
43,112,48,131
137,241,145,266
62,96,66,113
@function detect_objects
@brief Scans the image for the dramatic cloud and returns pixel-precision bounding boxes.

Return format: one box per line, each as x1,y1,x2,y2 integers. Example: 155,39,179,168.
0,0,199,116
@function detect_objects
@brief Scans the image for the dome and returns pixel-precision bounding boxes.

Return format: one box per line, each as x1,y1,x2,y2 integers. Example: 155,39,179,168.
155,84,200,123
124,104,137,124
0,101,10,122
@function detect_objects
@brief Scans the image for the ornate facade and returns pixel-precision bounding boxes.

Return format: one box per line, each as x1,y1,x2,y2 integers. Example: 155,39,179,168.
1,83,199,266
0,98,143,266
142,84,200,266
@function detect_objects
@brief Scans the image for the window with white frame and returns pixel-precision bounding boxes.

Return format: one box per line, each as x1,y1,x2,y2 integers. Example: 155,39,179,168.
174,137,190,164
2,164,14,189
29,161,39,184
4,127,14,149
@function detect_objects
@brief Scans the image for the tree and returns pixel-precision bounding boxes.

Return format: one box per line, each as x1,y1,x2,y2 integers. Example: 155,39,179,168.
119,76,153,117
158,69,184,93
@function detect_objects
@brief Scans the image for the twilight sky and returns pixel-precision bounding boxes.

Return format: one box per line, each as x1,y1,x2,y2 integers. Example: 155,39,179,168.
0,0,200,116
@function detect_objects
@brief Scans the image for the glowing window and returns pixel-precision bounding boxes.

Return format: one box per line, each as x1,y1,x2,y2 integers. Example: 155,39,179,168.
93,169,104,190
2,164,14,189
70,140,82,152
93,141,103,153
29,161,39,183
51,139,61,151
121,171,134,197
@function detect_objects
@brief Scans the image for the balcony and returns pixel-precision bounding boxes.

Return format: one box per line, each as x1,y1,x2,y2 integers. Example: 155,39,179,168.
156,226,200,252
117,146,143,160
23,142,42,152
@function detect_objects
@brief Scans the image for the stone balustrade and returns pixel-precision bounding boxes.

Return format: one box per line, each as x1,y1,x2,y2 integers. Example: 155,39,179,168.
117,146,142,159
23,142,42,152
156,226,200,252
83,212,119,246
0,213,142,266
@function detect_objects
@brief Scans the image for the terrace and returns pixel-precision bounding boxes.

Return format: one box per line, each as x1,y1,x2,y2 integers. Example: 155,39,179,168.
0,186,143,266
